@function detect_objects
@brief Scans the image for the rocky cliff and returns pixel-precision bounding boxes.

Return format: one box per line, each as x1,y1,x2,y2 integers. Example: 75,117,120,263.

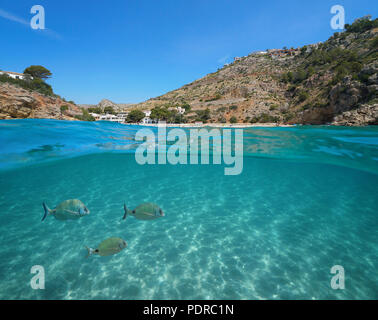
0,82,81,120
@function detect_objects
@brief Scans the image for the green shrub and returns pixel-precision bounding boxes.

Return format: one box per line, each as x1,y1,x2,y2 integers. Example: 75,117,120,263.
331,60,363,84
24,65,52,80
150,106,177,122
293,69,308,83
250,117,259,124
345,17,378,34
297,90,309,102
371,36,378,49
0,74,54,96
230,116,237,123
229,105,238,111
205,94,222,102
313,102,328,109
259,113,279,123
195,108,211,122
126,109,146,123
87,107,102,114
358,73,370,83
282,71,294,83
282,67,314,84
284,113,295,122
103,106,117,115
75,109,95,121
251,113,279,123
60,105,69,114
181,103,191,112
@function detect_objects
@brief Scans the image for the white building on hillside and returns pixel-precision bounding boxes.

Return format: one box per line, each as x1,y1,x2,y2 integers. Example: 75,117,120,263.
0,71,33,80
116,112,129,122
99,114,118,122
90,112,128,123
141,118,154,124
140,110,153,124
176,106,186,115
89,113,101,120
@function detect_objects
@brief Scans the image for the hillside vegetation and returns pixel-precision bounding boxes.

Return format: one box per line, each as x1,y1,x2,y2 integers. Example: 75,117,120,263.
135,16,378,126
0,65,82,120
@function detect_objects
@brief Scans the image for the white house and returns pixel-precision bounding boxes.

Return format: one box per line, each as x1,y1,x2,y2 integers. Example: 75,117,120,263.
141,117,154,124
116,112,129,121
176,106,186,115
89,113,101,120
99,114,117,121
0,71,32,80
90,112,128,123
100,114,123,122
140,110,153,124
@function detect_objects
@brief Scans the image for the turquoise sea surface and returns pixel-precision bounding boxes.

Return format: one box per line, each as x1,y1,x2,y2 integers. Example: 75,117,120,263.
0,119,377,300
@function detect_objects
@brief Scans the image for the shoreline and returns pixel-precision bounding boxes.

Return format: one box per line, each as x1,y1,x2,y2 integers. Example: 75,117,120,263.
0,118,295,128
4,118,377,128
125,122,295,128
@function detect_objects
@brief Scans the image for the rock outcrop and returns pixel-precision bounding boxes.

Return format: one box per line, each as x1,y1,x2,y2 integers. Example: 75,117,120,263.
97,99,118,110
332,104,378,125
79,99,135,112
0,83,81,120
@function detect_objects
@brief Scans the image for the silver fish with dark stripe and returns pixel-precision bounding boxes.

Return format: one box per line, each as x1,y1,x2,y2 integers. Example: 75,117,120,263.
123,203,164,221
42,199,90,221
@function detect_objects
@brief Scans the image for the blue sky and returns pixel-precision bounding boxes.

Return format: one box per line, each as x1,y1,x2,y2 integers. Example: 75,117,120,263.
0,0,377,104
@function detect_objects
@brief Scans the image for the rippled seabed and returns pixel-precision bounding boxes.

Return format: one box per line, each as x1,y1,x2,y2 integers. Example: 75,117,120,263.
0,120,377,299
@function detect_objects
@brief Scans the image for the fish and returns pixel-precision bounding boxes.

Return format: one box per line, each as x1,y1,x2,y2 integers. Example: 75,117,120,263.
42,199,90,221
123,203,164,221
85,237,127,258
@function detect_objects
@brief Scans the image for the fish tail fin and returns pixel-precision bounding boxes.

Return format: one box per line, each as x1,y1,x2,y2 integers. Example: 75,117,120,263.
123,203,128,220
42,202,51,221
85,246,95,258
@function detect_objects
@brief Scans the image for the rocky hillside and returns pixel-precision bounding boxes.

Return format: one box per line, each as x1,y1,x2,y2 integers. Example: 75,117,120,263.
0,82,81,120
136,17,378,126
79,99,135,112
